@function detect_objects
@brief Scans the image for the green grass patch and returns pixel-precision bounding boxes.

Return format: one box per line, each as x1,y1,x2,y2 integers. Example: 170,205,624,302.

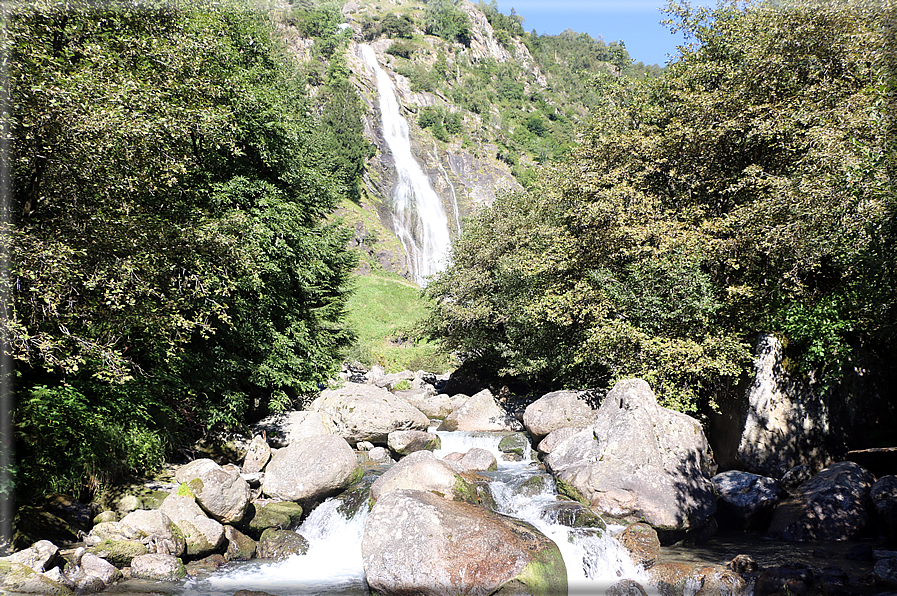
346,272,456,374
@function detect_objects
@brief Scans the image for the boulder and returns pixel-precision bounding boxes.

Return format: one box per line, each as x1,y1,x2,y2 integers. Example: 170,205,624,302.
523,389,596,439
362,489,567,595
395,390,466,419
873,475,897,545
545,379,717,532
174,459,220,484
645,562,695,596
224,526,257,561
370,450,470,502
437,389,522,432
767,461,876,541
0,561,74,595
158,493,225,557
311,382,429,444
4,540,61,573
617,523,661,569
875,557,897,588
536,426,584,454
129,553,186,581
73,552,120,587
257,529,309,560
498,432,529,456
712,470,782,531
85,540,147,568
606,579,649,596
538,502,605,529
251,410,332,448
241,435,272,474
387,430,441,456
237,501,304,539
118,510,186,557
366,446,394,464
457,448,498,472
190,467,251,524
262,435,361,503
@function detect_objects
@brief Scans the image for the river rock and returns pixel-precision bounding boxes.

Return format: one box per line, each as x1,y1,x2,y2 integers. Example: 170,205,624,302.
538,501,605,529
394,390,464,419
646,562,694,596
242,435,272,474
311,382,429,444
0,561,74,595
370,450,470,502
536,426,584,454
85,539,147,567
118,510,186,556
606,579,649,596
767,460,876,541
237,501,304,539
262,435,361,503
251,411,332,448
4,540,61,573
387,430,441,456
74,552,120,587
190,467,251,524
223,526,257,561
362,489,567,595
257,528,309,560
713,470,782,531
158,493,225,556
457,448,498,472
617,523,661,568
523,389,596,439
129,553,186,581
875,557,897,588
545,378,717,532
873,475,897,544
498,432,529,456
174,459,220,484
437,389,522,432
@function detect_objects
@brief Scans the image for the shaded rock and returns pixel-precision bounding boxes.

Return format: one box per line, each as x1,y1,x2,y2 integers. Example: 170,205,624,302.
437,389,522,432
536,426,584,454
767,461,876,541
119,510,186,556
692,566,747,595
174,459,220,484
4,540,61,573
727,554,758,574
42,567,73,590
85,540,148,567
237,501,304,539
242,435,272,474
370,450,470,502
0,561,74,595
191,467,251,524
262,435,361,503
387,430,441,456
606,579,649,596
362,489,567,595
713,470,782,531
458,448,498,472
617,523,661,569
257,528,309,560
129,553,186,581
311,382,429,444
158,493,225,557
252,411,332,448
545,379,717,532
753,566,816,596
523,389,596,439
92,511,117,525
873,475,897,545
224,526,256,562
876,557,897,588
780,465,814,495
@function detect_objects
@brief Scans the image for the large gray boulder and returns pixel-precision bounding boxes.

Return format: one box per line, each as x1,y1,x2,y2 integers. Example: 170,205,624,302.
129,554,186,581
387,430,441,456
174,459,220,484
713,471,782,531
767,460,876,541
873,475,897,545
190,467,251,524
158,493,225,557
523,389,596,439
362,489,567,596
251,410,332,448
311,382,429,444
536,427,585,454
395,390,467,420
437,389,522,432
241,435,272,474
118,510,186,557
0,561,74,595
262,435,361,503
3,540,61,573
545,379,717,532
370,450,469,502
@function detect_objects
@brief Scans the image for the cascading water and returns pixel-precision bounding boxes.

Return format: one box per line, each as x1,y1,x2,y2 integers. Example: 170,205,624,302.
359,44,452,287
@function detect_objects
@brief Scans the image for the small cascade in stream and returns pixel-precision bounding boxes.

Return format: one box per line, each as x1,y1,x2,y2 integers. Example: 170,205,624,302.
360,44,452,287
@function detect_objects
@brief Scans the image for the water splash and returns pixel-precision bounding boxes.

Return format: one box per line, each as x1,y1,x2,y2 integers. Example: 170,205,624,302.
359,44,451,287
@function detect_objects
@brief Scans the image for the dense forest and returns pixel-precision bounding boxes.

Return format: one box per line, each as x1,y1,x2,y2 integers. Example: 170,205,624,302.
3,0,895,530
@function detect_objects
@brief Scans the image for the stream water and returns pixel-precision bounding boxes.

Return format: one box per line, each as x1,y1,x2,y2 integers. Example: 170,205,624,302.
155,430,649,596
359,43,452,287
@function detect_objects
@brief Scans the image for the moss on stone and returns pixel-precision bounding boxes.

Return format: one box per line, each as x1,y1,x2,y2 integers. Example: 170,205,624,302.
176,483,194,498
511,545,568,596
498,432,528,455
451,476,479,505
87,539,148,567
555,478,589,506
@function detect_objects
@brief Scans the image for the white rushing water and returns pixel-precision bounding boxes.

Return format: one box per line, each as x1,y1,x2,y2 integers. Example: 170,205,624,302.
359,44,452,287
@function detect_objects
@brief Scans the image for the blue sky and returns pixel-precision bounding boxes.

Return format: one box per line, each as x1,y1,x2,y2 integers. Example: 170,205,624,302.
490,0,715,66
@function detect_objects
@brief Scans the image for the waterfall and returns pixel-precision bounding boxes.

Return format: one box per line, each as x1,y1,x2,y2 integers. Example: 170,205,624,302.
360,44,452,287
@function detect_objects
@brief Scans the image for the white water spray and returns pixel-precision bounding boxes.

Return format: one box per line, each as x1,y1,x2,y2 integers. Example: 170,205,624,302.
360,44,452,287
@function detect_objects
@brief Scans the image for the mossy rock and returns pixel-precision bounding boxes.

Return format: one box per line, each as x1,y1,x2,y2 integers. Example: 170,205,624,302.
257,528,309,560
0,561,74,595
87,539,149,567
12,506,79,550
555,478,589,506
539,502,605,531
238,501,304,539
519,474,551,498
498,432,529,455
336,473,380,519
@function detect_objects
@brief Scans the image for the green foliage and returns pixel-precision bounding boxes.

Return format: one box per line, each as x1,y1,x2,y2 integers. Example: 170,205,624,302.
9,0,357,501
423,0,472,46
385,40,416,59
363,12,415,41
425,0,895,412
